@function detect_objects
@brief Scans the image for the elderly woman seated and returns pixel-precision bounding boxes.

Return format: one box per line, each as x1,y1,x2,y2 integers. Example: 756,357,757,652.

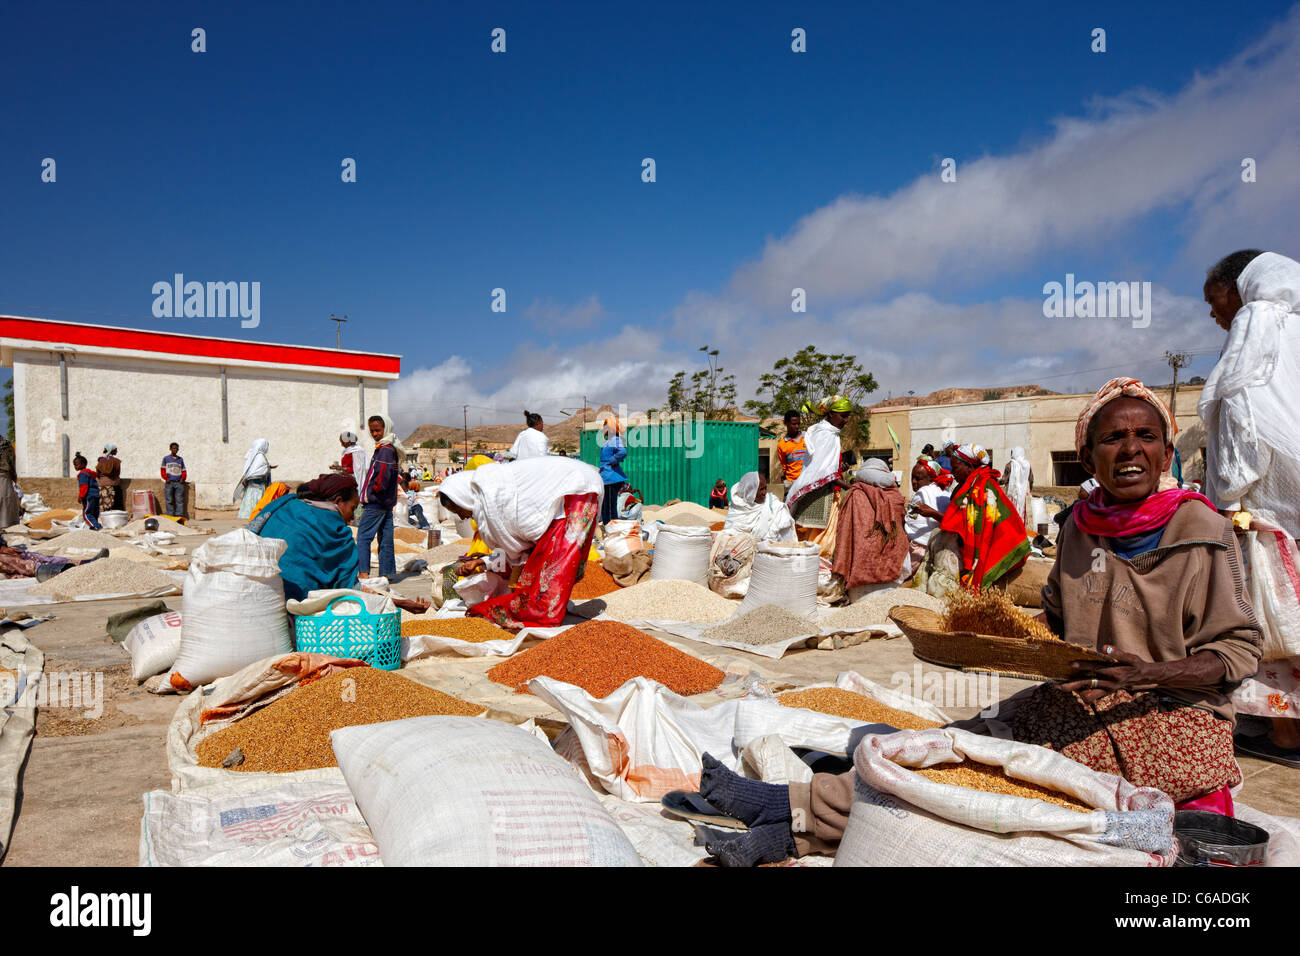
830,459,909,595
722,472,795,543
689,379,1262,865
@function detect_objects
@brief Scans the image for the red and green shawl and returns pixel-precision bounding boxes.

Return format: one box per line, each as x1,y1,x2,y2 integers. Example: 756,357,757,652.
938,466,1030,590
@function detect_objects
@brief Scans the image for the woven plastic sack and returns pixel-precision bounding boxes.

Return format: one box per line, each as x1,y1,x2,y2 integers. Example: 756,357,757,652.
834,726,1177,867
171,529,292,688
603,519,643,559
736,540,819,618
648,525,712,585
1246,525,1300,660
124,610,184,681
707,529,755,598
331,715,642,866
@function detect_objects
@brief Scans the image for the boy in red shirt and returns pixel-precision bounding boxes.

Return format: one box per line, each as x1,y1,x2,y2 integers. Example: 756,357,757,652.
75,452,102,530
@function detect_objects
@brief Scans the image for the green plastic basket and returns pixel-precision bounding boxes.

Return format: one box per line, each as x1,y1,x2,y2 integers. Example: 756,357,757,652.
292,595,402,671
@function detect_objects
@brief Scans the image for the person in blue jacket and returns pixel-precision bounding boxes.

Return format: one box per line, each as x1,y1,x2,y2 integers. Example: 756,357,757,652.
250,473,428,611
599,416,628,524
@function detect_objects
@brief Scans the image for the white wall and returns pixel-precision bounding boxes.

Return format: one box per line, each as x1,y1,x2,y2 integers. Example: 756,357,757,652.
14,350,391,508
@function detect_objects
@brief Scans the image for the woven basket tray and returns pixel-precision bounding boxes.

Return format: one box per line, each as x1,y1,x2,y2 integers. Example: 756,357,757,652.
888,605,1115,682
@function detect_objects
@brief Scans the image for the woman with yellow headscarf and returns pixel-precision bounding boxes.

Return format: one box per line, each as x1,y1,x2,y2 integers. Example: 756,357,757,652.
785,396,853,538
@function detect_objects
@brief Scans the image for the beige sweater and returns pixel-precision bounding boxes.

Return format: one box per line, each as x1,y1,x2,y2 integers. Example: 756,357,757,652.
1042,500,1262,724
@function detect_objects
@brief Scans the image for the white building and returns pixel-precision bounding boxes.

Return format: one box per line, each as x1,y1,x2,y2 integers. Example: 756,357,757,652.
0,316,400,508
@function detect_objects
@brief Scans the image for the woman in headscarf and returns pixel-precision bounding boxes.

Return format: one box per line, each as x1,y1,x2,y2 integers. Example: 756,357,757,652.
598,416,628,525
934,443,1030,592
1199,250,1300,768
1001,446,1034,530
689,380,1263,866
234,439,274,519
97,444,123,511
904,456,953,579
331,430,367,491
509,410,550,460
439,456,603,629
723,472,796,542
784,396,853,539
249,473,429,612
831,459,909,595
0,435,18,528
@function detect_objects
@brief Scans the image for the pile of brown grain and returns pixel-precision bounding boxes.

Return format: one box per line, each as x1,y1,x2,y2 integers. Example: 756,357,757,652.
400,617,513,643
778,687,941,730
569,562,621,600
195,668,482,772
914,760,1092,812
942,588,1059,642
487,619,724,697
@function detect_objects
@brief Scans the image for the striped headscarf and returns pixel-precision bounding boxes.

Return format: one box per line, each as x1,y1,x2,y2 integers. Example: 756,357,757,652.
1075,377,1175,456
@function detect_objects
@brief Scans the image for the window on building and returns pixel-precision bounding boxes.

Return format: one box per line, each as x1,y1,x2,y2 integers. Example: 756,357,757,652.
1051,450,1089,486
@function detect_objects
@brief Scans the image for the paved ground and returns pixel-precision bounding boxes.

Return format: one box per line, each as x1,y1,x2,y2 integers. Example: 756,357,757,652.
3,515,1296,866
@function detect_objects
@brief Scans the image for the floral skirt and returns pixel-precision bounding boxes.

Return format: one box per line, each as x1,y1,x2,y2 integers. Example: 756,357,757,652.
1009,684,1240,804
469,492,599,630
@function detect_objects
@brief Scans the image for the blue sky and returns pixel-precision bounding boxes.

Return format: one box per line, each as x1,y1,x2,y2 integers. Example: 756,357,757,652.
2,1,1298,430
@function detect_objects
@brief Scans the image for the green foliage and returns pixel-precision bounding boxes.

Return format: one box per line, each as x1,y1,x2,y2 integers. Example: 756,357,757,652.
419,438,437,449
982,390,1000,401
665,347,738,419
743,346,878,447
449,450,461,463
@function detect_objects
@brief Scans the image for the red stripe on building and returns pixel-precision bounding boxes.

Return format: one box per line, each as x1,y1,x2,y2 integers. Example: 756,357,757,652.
0,317,400,375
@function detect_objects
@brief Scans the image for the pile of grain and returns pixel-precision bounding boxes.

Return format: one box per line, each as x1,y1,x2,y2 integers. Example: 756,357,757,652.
778,687,941,730
653,502,721,525
393,526,427,545
914,760,1091,812
821,588,944,630
195,668,482,772
31,529,129,555
25,509,79,530
702,605,815,646
569,562,621,600
487,619,724,697
577,579,737,623
942,589,1058,642
405,541,475,568
120,515,193,535
110,547,172,569
400,617,513,643
29,557,179,600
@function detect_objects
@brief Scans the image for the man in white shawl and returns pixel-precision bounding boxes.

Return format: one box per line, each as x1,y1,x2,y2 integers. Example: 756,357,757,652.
438,457,603,629
1200,250,1300,768
723,472,796,542
784,395,852,536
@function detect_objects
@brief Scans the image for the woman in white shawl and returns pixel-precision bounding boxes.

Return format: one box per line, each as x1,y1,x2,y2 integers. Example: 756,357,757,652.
1000,446,1033,529
1200,250,1300,768
784,395,852,537
508,410,550,460
723,472,796,542
438,456,603,629
234,439,274,519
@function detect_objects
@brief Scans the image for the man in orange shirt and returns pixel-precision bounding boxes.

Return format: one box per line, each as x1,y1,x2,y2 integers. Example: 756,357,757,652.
776,410,809,483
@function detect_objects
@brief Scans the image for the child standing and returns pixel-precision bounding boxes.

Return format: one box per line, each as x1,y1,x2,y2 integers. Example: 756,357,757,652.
161,442,187,517
356,414,402,579
75,453,102,530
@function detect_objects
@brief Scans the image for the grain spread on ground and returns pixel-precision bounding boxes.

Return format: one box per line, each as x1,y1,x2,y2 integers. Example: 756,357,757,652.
25,509,79,530
821,588,944,631
702,605,815,646
400,616,513,643
578,578,737,623
569,561,621,600
406,541,475,567
195,668,482,772
109,547,172,568
651,502,720,526
914,760,1091,812
119,515,195,536
28,557,179,600
486,619,724,697
942,588,1059,643
778,687,941,730
31,529,129,555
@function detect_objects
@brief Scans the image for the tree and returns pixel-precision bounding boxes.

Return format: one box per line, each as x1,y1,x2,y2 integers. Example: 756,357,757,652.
665,347,739,419
449,450,461,463
744,346,878,447
419,438,437,449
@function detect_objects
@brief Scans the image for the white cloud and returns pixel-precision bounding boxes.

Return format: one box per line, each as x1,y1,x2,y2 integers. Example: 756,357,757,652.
524,294,605,331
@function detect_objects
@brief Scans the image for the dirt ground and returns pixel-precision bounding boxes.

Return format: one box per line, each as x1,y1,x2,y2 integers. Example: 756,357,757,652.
3,516,1297,866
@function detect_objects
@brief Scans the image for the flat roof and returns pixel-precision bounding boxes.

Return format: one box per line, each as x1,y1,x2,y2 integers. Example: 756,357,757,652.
0,315,401,376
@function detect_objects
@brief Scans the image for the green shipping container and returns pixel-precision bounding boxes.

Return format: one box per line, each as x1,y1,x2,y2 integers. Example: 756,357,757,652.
580,420,760,507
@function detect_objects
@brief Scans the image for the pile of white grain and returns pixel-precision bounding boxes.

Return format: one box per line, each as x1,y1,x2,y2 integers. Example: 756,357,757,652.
821,587,944,630
578,579,737,623
29,557,180,601
31,529,129,557
648,502,720,526
702,604,816,645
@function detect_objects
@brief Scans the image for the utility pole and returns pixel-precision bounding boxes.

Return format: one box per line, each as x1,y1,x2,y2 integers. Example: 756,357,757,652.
462,404,469,464
330,313,348,348
1165,351,1190,419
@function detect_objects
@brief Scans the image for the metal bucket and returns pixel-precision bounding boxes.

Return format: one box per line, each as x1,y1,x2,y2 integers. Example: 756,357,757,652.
1174,811,1269,867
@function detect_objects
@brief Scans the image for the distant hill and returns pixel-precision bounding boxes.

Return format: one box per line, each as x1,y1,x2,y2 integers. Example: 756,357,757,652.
867,384,1058,411
404,407,595,453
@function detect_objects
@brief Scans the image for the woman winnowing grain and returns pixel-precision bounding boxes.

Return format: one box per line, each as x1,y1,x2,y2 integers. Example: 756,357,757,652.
684,379,1262,867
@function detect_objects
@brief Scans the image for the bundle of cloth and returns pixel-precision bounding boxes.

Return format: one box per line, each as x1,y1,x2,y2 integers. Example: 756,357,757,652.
831,459,909,593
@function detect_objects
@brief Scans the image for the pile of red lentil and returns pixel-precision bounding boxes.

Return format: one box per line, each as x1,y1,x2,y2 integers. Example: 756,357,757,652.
568,562,622,601
486,620,724,697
